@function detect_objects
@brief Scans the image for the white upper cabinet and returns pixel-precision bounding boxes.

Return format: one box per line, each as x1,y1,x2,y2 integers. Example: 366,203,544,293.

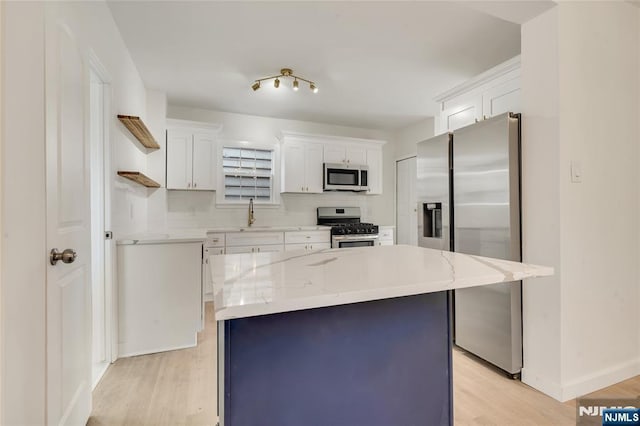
191,133,217,190
166,129,193,189
166,120,222,190
280,131,386,195
281,140,323,193
324,144,367,166
435,56,520,135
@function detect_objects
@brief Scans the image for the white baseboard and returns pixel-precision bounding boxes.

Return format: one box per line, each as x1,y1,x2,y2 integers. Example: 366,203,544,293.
561,358,640,401
521,368,564,401
522,358,640,402
118,335,197,358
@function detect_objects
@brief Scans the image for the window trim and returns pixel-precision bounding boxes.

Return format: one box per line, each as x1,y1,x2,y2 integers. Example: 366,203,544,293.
216,140,280,206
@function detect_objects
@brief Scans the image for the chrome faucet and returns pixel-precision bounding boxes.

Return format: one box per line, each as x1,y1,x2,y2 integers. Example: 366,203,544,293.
248,198,256,227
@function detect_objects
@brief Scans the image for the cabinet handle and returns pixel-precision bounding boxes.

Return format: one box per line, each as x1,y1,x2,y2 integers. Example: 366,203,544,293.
258,247,260,252
194,182,197,188
310,244,313,250
301,186,304,191
306,186,309,191
251,248,254,253
187,182,191,188
305,236,310,239
483,115,488,120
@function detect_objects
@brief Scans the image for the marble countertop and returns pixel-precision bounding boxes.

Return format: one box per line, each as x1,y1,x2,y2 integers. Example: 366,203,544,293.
210,245,553,320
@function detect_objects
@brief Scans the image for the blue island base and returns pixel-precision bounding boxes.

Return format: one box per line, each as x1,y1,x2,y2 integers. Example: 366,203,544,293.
219,291,452,426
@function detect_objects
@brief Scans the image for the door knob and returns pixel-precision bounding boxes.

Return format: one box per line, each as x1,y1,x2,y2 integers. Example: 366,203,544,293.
50,248,77,265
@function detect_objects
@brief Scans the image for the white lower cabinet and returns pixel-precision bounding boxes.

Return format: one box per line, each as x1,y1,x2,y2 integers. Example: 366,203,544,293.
117,241,202,357
284,230,330,251
285,242,331,251
378,227,395,246
226,244,284,254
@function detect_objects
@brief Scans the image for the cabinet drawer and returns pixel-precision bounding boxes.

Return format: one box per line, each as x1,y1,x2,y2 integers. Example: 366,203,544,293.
204,247,225,257
285,242,331,252
225,232,285,247
379,228,394,242
226,244,284,254
205,233,225,247
284,230,330,244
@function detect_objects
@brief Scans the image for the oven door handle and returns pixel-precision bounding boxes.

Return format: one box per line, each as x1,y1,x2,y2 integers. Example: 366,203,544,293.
332,235,379,241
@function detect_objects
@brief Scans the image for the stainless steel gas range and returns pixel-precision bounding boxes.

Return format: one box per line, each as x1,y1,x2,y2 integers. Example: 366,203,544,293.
317,207,379,248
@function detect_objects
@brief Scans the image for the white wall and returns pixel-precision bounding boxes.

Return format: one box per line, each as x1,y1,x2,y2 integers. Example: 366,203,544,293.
393,118,434,160
521,2,640,401
521,6,563,400
2,4,47,424
145,106,395,229
1,1,148,422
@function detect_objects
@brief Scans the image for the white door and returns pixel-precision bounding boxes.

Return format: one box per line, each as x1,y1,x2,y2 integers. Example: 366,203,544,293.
396,157,418,246
45,17,92,426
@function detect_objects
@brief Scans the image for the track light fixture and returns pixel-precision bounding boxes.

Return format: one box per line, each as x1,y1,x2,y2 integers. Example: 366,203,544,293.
251,68,318,93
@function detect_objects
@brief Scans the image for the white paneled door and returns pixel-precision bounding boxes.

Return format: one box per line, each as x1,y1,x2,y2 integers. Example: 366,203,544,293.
45,13,92,426
396,157,417,245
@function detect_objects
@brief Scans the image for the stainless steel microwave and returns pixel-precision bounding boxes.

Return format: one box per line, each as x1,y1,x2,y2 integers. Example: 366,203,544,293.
323,163,368,192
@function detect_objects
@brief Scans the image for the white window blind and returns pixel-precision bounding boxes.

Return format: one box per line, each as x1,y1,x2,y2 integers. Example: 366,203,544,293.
222,147,273,201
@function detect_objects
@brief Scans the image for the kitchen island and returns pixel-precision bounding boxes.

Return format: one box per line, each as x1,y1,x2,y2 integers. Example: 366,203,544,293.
210,245,552,426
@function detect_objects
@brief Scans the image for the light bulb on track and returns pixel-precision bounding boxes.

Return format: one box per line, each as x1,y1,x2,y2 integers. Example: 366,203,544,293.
251,82,260,91
274,78,280,88
293,79,299,91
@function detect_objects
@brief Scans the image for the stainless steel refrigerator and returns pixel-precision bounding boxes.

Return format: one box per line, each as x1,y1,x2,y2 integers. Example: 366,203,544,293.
417,112,522,375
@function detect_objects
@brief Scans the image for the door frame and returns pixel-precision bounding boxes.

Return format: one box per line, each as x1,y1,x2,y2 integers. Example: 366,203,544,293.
88,51,116,371
395,155,417,245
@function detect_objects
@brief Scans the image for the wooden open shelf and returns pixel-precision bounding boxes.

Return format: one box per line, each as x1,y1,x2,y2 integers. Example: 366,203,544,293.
117,115,160,150
117,171,161,188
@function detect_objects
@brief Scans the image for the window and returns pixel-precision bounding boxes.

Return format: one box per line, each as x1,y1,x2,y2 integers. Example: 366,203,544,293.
221,146,275,203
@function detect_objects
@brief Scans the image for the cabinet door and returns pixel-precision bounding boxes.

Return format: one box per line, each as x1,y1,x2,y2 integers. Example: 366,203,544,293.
366,148,383,195
378,228,394,243
225,246,255,254
284,242,330,251
281,142,306,193
166,130,193,190
284,230,331,244
439,97,482,133
192,133,217,190
307,242,330,250
345,145,367,165
482,77,520,118
225,232,285,247
305,143,324,193
226,244,284,254
323,144,346,164
254,244,284,253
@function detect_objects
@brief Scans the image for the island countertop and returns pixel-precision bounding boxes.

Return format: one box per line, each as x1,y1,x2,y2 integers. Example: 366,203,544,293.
210,245,553,321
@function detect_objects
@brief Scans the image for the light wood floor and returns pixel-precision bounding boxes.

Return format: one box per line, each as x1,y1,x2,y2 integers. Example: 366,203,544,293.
90,302,640,425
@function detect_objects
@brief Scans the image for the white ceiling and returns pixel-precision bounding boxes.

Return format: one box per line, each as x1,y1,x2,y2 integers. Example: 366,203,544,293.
107,1,550,130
